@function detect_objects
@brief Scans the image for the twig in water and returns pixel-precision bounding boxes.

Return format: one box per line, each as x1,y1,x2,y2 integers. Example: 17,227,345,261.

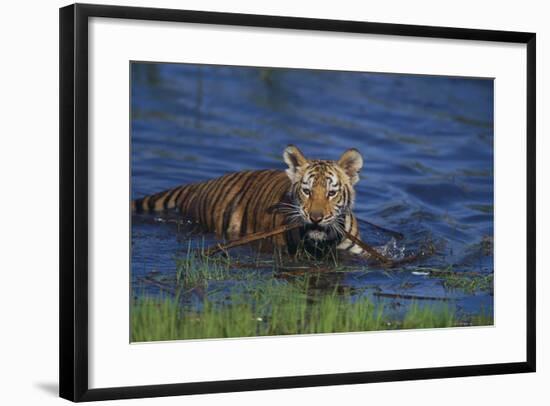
203,223,302,256
373,292,452,301
422,268,489,278
201,223,427,269
344,231,436,267
137,276,197,297
137,276,176,296
344,231,393,265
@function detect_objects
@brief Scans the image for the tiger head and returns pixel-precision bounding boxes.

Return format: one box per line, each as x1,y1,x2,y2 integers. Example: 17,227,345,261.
283,145,363,242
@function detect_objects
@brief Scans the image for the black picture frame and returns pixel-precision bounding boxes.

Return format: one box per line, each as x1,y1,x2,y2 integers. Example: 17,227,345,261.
59,3,536,402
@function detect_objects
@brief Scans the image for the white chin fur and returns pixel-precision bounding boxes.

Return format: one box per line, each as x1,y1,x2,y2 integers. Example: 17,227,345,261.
307,230,328,241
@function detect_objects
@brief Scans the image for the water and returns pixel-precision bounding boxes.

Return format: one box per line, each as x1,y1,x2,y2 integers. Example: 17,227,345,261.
131,62,494,321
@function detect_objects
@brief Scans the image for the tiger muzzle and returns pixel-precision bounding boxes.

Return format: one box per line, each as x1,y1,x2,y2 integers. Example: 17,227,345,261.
309,211,324,224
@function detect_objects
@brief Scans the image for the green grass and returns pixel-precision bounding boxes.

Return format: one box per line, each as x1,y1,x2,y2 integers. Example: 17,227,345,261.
131,247,493,342
131,285,492,342
402,302,455,329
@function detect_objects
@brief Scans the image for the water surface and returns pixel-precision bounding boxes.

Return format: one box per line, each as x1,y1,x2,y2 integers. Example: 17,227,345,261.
131,62,494,324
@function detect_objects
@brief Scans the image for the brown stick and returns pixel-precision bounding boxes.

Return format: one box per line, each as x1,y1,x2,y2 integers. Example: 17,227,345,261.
344,231,393,265
203,223,302,256
344,232,439,267
203,224,426,269
137,276,199,298
373,292,452,301
137,276,176,296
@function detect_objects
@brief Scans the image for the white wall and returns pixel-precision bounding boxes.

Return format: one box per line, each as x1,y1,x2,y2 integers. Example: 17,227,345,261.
0,0,546,404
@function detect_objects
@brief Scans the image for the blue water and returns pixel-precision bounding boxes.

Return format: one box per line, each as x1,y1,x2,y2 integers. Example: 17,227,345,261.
131,62,494,319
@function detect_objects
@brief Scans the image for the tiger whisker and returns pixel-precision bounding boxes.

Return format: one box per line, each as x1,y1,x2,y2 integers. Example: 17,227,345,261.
329,219,346,239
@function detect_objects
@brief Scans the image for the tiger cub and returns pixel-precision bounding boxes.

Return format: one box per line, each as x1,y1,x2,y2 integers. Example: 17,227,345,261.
133,145,366,256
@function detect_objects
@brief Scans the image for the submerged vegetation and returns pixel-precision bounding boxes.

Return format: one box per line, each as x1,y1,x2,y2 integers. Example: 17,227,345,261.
131,247,493,342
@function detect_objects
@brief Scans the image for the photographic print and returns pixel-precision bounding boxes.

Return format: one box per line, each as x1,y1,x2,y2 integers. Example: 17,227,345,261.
130,62,494,342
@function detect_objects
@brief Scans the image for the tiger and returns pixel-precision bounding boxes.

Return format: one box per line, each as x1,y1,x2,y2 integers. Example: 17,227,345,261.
132,145,367,256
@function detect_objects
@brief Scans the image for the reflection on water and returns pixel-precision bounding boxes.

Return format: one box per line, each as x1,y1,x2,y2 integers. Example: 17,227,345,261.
131,62,494,321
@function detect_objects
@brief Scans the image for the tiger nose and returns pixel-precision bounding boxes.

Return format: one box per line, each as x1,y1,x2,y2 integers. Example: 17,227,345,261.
309,212,324,224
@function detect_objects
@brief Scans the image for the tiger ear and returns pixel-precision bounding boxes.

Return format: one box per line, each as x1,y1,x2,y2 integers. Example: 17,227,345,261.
338,148,363,185
283,145,308,183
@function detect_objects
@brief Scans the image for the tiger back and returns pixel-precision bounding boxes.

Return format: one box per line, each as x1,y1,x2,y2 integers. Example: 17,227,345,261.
133,170,300,252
